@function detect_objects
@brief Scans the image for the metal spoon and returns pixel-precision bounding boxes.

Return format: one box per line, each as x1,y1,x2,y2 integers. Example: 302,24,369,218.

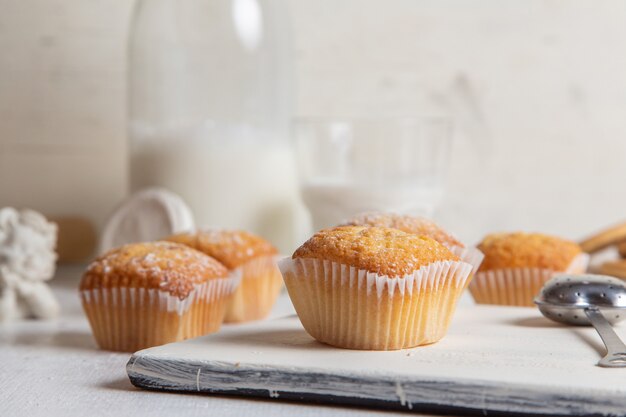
534,274,626,368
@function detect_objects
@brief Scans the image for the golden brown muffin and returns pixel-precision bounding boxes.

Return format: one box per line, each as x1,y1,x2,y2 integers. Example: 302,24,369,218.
341,212,465,248
166,230,277,269
81,241,229,299
293,226,458,278
166,230,282,324
477,232,582,272
342,213,483,281
79,241,237,352
470,232,587,307
281,226,472,350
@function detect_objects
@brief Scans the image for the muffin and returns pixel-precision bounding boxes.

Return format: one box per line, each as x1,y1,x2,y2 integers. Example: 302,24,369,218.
166,230,282,323
80,241,238,352
470,232,589,306
279,226,473,350
342,212,464,246
341,212,484,277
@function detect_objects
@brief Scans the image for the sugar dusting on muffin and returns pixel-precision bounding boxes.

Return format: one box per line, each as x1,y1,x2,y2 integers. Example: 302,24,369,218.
341,212,465,248
293,226,459,277
166,230,277,269
477,232,582,272
81,241,229,299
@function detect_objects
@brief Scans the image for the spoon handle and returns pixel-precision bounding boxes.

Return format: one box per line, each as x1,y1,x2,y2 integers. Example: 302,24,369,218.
584,307,626,368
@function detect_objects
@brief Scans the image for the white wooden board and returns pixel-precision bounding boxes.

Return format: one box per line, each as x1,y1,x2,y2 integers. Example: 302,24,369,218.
127,306,626,416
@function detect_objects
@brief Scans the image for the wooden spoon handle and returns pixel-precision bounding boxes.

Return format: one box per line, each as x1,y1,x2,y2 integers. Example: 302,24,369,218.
598,260,626,279
49,216,97,263
579,221,626,253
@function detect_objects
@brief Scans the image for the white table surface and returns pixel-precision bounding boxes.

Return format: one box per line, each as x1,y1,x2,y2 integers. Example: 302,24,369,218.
1,266,447,417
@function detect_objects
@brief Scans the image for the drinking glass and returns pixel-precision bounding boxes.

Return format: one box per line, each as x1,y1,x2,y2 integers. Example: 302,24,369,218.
293,117,452,231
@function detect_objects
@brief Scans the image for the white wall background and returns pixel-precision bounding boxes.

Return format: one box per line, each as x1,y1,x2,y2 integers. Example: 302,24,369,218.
1,0,625,247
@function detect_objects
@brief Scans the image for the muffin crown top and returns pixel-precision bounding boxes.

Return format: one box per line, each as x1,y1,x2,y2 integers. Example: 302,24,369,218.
293,226,459,277
166,229,277,269
341,212,464,248
477,232,582,272
80,241,229,299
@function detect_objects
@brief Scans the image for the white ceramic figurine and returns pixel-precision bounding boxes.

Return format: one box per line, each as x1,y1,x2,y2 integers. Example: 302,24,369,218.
0,207,59,321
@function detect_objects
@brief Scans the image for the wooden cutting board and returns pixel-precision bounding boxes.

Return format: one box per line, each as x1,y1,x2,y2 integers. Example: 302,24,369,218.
127,306,626,416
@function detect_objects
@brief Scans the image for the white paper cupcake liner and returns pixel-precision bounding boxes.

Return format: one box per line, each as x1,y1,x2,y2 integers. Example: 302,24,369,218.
469,253,590,306
448,245,484,277
223,255,284,323
80,273,241,316
279,257,473,350
80,272,241,352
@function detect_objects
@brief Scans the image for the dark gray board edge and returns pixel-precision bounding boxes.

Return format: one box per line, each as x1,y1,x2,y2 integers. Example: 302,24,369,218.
126,355,626,417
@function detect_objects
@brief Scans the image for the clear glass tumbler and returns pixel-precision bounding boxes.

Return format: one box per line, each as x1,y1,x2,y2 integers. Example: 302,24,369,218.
294,118,452,232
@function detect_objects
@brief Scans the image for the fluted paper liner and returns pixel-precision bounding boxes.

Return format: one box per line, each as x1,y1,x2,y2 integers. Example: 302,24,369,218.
223,255,284,324
469,253,590,307
80,273,241,352
449,245,484,279
279,258,473,350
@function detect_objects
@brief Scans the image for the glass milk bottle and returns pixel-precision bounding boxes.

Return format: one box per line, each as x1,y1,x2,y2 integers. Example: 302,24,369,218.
128,0,305,252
